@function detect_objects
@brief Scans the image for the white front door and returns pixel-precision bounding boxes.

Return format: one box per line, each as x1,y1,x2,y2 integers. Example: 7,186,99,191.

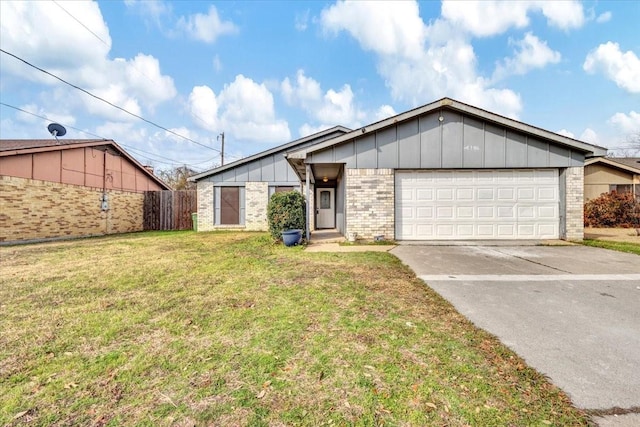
316,188,335,229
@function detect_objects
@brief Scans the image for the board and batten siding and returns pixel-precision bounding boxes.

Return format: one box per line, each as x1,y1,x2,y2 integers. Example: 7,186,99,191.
306,111,584,169
200,154,299,185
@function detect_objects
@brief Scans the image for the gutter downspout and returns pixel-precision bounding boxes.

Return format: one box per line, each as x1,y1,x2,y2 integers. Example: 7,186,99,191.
305,163,311,242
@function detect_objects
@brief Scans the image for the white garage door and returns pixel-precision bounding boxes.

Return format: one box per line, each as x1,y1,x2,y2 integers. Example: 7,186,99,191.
395,169,559,240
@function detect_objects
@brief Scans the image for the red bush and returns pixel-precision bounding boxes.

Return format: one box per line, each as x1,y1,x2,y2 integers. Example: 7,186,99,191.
584,191,640,228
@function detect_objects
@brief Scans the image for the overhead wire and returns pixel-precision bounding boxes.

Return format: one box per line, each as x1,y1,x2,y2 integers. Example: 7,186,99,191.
0,48,219,153
0,102,216,168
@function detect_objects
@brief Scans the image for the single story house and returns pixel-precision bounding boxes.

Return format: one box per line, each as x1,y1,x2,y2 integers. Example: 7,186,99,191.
0,138,171,242
191,98,607,241
584,157,640,200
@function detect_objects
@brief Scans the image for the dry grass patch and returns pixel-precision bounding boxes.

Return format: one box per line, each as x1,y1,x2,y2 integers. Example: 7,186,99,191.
1,231,591,426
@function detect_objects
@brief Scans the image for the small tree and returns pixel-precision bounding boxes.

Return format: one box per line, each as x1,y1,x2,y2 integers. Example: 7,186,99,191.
267,191,306,240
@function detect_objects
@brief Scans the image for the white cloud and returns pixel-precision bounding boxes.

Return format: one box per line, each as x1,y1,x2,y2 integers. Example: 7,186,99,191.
375,105,397,121
299,123,334,137
441,1,531,37
188,75,291,144
580,128,599,144
0,1,110,76
213,55,222,72
539,1,585,30
15,103,76,127
281,70,322,107
321,1,426,59
124,0,172,28
493,32,561,81
596,11,612,24
175,5,237,43
281,70,365,127
122,54,177,107
319,2,522,118
0,1,176,121
583,42,640,93
441,0,584,37
556,129,576,139
556,128,602,145
609,111,640,134
295,9,310,31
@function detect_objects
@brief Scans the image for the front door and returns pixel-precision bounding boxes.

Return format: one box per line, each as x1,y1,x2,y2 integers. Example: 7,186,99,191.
316,188,335,229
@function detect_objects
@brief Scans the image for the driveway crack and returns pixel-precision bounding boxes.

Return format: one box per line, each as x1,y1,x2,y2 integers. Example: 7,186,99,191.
491,247,573,274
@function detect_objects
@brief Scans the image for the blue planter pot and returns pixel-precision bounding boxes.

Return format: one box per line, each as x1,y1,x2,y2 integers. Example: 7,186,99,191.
282,229,302,247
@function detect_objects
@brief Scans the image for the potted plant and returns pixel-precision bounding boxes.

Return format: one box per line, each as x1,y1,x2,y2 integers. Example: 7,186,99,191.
267,190,306,246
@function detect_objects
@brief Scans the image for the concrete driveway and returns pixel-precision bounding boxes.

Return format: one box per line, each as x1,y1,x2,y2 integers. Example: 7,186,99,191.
391,243,640,425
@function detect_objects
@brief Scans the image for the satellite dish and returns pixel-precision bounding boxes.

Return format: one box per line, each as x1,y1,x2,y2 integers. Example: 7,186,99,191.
47,123,67,141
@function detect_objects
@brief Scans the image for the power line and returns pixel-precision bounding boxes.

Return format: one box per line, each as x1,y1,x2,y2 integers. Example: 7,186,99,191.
0,101,214,167
0,48,219,153
51,0,110,48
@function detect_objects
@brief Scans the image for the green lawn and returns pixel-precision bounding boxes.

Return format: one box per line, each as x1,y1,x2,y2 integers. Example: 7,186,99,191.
1,232,590,426
581,239,640,255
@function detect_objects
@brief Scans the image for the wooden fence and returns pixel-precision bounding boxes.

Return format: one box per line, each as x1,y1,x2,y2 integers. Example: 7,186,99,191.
143,190,197,231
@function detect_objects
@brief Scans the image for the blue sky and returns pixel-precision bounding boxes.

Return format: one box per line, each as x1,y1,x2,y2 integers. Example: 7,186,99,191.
1,1,639,172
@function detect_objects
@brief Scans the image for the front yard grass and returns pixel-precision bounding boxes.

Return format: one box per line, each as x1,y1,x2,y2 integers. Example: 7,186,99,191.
1,231,590,426
581,239,640,255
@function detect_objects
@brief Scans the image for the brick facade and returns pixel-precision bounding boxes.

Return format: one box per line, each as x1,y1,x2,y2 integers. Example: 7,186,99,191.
345,168,395,240
0,175,143,243
245,182,269,231
564,166,584,241
196,181,215,232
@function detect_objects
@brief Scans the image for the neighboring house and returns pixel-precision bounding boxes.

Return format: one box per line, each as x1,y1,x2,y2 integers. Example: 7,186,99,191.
191,98,607,241
0,139,170,243
584,157,640,200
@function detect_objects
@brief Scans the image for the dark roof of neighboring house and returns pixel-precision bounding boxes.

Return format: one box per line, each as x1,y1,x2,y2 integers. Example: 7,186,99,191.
287,97,609,160
610,157,640,169
585,157,640,174
0,139,171,190
189,125,351,182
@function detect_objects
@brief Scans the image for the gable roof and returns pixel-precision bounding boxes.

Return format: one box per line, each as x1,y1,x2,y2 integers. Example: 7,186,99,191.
287,97,608,160
0,139,171,190
189,125,351,182
585,157,640,174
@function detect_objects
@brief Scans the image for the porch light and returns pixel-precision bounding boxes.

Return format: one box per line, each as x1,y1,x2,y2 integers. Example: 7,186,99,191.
322,176,328,182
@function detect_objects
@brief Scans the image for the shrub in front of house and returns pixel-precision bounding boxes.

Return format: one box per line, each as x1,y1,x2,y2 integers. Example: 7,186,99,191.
584,191,640,228
267,191,306,240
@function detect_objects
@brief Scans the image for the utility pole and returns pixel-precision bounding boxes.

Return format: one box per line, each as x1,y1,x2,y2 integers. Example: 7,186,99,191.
217,132,225,166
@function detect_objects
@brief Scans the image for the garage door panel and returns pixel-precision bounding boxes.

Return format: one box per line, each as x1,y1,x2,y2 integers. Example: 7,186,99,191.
517,187,535,200
538,187,556,200
436,206,454,219
478,188,494,200
456,224,474,237
497,187,515,200
457,206,474,218
396,169,559,240
456,188,474,200
416,188,434,200
416,207,433,219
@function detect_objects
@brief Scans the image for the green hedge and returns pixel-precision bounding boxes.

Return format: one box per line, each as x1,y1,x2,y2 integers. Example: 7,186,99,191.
267,191,306,240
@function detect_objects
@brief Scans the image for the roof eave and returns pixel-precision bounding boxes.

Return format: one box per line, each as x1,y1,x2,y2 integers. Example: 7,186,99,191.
189,125,352,182
585,157,640,174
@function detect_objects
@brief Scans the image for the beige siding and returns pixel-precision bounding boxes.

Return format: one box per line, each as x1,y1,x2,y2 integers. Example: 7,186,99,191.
584,163,636,200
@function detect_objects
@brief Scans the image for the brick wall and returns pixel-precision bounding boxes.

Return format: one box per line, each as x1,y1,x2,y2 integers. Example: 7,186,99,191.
564,166,584,241
0,175,143,243
245,182,268,231
345,168,395,240
196,181,214,232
